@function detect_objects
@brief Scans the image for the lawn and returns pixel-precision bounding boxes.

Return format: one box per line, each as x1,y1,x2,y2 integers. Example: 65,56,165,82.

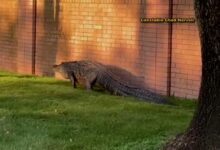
0,71,196,150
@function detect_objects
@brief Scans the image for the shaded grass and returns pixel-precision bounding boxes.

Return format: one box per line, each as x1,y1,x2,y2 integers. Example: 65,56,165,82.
0,71,196,150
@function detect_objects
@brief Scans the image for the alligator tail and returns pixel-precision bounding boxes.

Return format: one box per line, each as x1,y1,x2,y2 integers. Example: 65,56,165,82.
124,88,169,104
97,72,169,104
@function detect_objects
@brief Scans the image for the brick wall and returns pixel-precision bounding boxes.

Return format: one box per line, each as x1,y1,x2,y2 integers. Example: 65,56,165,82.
171,0,201,99
0,0,18,72
0,0,201,99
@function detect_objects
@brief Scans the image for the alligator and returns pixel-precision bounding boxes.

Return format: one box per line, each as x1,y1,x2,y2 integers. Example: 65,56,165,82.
53,60,169,104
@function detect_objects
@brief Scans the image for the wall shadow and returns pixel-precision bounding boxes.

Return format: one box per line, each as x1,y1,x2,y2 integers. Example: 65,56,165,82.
137,0,170,94
35,0,60,76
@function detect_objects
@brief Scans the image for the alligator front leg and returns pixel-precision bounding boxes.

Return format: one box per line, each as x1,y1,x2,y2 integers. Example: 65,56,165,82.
69,74,77,88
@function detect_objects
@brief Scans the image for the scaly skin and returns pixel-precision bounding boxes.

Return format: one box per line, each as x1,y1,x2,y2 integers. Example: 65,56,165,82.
53,60,169,104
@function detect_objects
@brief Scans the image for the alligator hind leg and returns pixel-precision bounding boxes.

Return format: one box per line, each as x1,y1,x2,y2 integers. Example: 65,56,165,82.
85,72,97,91
85,78,97,91
86,80,92,91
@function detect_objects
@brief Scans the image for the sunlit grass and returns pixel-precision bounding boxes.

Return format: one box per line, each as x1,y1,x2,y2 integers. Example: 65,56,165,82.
0,71,196,150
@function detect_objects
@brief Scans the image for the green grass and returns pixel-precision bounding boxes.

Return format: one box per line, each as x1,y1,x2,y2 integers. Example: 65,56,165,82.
0,71,196,150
